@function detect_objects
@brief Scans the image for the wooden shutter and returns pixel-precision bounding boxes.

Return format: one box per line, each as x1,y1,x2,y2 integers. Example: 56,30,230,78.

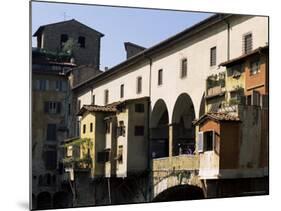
197,131,204,153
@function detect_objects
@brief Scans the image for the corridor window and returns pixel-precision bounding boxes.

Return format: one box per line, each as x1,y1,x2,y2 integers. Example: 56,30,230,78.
92,94,95,105
181,58,187,78
210,47,217,66
243,33,252,54
117,146,123,164
120,84,124,98
158,69,163,85
104,89,109,105
136,77,142,94
90,123,93,132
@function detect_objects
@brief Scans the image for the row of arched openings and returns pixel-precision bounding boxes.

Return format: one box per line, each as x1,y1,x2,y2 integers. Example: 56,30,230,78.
150,93,205,158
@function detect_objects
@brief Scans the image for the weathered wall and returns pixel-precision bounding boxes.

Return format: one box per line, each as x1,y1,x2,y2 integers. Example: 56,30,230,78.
40,20,103,67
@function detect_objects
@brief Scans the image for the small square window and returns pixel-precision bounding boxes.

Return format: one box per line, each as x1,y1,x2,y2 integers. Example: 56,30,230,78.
135,103,144,113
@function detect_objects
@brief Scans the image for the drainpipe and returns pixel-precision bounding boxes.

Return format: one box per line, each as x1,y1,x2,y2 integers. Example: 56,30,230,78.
224,19,230,61
144,54,152,202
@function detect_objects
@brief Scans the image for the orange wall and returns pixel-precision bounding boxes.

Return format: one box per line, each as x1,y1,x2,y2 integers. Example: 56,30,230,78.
245,54,268,95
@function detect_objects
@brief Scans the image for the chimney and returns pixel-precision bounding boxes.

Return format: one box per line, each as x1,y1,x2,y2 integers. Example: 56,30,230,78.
124,42,146,59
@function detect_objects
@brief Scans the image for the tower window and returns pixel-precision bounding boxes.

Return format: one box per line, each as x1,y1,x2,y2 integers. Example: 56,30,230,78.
78,36,85,48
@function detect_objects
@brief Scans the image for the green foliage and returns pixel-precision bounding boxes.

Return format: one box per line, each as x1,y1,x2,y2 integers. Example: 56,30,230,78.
62,38,79,55
35,48,71,62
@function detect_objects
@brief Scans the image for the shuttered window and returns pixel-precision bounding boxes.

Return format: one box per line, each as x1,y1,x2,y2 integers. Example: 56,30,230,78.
210,47,217,66
243,33,252,54
197,131,204,152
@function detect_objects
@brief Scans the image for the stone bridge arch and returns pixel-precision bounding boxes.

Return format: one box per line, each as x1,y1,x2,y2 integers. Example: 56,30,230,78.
152,170,204,200
153,184,204,202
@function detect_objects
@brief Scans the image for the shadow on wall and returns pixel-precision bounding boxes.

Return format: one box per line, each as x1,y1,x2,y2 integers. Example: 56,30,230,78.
152,185,204,202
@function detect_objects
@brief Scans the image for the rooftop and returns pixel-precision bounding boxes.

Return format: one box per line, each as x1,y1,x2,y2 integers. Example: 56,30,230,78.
193,112,240,125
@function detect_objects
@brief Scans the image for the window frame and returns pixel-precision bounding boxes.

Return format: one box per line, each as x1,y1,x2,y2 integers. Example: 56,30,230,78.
136,76,142,94
180,58,188,78
78,36,86,48
158,69,163,85
243,32,253,54
210,46,217,67
120,84,124,98
104,89,109,105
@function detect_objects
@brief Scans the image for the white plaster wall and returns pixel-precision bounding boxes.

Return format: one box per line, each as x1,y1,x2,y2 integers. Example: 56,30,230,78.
150,22,228,120
229,16,268,59
77,15,268,123
90,63,150,106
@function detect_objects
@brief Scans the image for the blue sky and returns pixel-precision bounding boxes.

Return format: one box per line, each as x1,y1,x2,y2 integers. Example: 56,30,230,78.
31,1,213,70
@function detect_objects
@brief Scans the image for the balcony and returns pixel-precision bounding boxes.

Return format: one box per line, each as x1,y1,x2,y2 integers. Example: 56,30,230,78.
206,72,226,99
61,138,92,170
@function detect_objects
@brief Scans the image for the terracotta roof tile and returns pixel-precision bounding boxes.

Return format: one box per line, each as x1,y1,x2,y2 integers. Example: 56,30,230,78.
193,112,240,125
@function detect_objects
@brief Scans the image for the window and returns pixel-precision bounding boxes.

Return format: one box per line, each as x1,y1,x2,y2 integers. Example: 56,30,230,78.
83,124,86,134
44,150,57,170
55,80,66,91
158,69,163,85
117,121,126,137
104,89,109,105
210,47,217,66
120,84,124,98
136,77,142,94
204,131,215,151
67,145,73,157
247,95,252,106
105,120,111,134
181,58,187,78
117,146,123,164
243,33,252,54
60,34,68,48
44,101,61,114
134,126,144,136
68,104,71,115
38,79,48,91
77,100,81,111
135,103,144,113
250,58,260,75
78,36,85,48
92,94,95,105
46,124,56,141
97,150,110,163
197,131,215,152
90,123,93,132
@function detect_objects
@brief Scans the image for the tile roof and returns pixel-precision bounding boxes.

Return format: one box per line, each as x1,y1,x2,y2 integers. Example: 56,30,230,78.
219,45,268,67
193,112,240,125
